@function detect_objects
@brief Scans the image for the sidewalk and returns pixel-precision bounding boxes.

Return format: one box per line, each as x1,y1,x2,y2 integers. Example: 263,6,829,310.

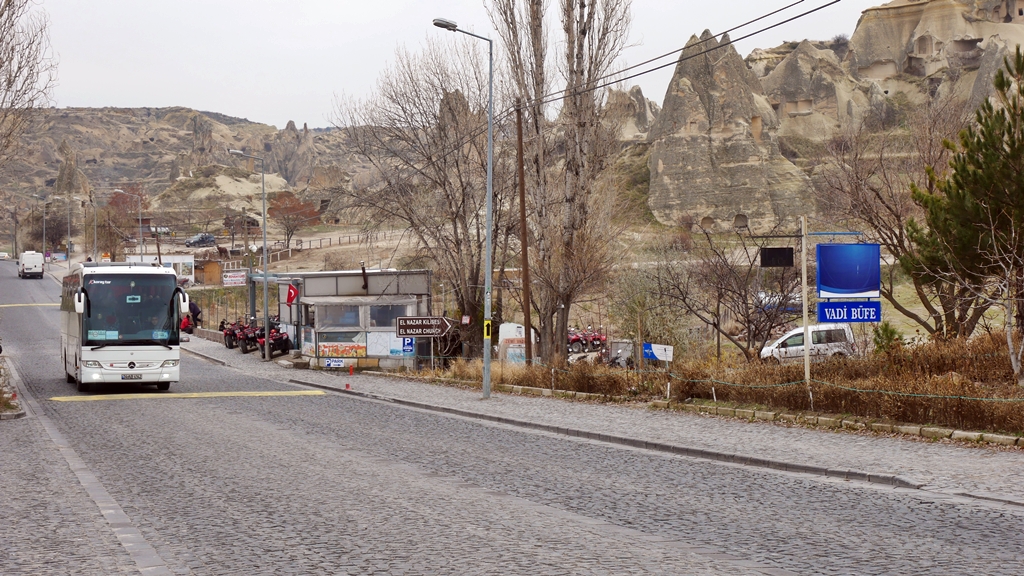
182,336,1024,506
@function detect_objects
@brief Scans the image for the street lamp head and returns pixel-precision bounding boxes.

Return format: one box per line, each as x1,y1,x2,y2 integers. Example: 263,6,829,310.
433,18,458,31
228,149,244,156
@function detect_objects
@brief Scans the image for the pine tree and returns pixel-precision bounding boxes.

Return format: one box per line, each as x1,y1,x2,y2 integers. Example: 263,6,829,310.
909,46,1024,383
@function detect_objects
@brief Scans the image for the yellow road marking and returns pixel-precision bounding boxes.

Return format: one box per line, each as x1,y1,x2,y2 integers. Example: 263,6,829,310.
0,303,59,308
50,390,326,402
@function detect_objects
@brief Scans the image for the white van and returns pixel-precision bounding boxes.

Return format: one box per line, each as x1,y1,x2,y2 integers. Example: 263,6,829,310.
760,323,855,364
17,251,44,279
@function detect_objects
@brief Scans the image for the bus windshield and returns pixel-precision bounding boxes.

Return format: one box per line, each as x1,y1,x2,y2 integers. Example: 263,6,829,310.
83,274,180,346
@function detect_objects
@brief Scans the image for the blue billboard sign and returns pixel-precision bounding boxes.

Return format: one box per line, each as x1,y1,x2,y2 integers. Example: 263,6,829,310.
818,301,881,323
642,343,674,362
817,243,881,298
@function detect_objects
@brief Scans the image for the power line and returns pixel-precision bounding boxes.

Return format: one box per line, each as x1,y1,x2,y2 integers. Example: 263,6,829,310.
359,0,845,183
531,0,843,109
530,0,812,107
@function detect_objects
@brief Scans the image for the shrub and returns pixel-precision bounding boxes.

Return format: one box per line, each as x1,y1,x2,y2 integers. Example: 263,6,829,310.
872,321,904,354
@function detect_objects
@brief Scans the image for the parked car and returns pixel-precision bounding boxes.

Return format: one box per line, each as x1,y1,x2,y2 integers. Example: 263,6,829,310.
755,291,802,314
0,252,9,260
185,233,216,247
760,323,855,364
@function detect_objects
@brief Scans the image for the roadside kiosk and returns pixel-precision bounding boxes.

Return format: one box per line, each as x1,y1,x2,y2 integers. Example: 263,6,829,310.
274,268,433,369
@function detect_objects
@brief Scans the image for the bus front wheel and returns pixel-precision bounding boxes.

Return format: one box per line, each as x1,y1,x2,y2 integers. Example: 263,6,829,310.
76,371,89,393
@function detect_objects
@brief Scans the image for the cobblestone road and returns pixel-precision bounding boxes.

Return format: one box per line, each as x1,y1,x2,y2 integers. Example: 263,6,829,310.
185,334,1024,502
3,264,1024,574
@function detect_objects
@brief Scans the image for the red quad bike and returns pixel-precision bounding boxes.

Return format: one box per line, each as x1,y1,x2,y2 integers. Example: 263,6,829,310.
257,327,291,358
220,319,239,349
585,327,607,351
567,327,587,354
236,319,259,354
241,325,263,355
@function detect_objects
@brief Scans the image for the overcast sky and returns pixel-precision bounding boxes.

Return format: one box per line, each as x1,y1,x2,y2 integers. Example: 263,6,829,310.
45,0,878,129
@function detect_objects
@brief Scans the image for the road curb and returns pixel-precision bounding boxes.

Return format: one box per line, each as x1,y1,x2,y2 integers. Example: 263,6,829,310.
0,357,26,420
653,400,1024,450
181,348,227,366
286,377,924,490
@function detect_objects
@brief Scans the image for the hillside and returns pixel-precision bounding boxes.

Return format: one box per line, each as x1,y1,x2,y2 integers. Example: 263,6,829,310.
0,106,364,197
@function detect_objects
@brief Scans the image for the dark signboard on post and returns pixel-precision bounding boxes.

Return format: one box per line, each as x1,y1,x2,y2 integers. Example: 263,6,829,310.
816,244,881,298
760,247,794,268
397,316,453,338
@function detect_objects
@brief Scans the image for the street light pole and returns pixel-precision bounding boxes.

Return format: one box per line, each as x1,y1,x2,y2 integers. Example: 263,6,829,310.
113,189,142,258
229,149,270,362
434,17,494,399
32,194,47,270
92,197,97,259
67,193,71,261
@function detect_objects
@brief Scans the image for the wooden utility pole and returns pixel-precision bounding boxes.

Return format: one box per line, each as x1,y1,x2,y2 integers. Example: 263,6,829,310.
516,99,533,365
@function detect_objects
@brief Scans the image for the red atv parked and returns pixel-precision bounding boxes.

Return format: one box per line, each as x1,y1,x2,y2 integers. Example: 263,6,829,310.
237,319,260,354
584,327,607,351
257,327,291,358
220,319,239,349
568,327,587,354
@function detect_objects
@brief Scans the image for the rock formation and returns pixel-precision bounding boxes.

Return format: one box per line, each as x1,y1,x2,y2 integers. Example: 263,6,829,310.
647,31,814,234
646,0,1024,231
0,107,362,196
606,86,660,141
760,41,869,141
239,120,316,187
848,0,1024,103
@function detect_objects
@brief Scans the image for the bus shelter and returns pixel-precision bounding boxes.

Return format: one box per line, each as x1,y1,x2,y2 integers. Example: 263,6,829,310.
273,269,432,369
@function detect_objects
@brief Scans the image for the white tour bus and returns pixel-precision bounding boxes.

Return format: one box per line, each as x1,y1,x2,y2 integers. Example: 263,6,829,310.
61,262,190,392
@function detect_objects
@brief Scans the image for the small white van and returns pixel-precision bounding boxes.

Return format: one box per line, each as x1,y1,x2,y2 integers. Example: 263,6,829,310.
17,251,44,279
760,323,855,364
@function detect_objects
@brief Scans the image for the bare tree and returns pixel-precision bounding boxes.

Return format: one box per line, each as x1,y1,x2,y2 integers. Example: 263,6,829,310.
268,191,319,247
652,227,802,362
490,0,632,366
818,82,984,338
0,0,56,169
332,38,516,355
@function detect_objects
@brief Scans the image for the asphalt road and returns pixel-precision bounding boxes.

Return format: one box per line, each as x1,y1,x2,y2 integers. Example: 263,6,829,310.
2,260,1023,575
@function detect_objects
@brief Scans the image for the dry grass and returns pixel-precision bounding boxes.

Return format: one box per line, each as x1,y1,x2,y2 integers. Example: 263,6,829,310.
418,334,1024,433
673,333,1024,433
0,363,16,412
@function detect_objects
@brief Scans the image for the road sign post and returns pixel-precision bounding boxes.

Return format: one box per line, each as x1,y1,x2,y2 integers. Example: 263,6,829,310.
396,316,453,338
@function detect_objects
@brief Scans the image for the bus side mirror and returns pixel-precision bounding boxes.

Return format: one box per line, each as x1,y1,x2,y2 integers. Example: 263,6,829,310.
176,289,189,311
74,292,86,314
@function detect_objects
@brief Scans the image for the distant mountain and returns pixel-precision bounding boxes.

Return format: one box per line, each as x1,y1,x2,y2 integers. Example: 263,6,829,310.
0,106,362,196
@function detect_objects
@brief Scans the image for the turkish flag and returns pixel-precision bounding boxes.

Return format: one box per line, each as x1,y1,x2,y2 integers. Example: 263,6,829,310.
286,284,298,304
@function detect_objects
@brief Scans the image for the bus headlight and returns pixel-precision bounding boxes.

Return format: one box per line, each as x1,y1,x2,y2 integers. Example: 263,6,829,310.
83,361,101,368
161,360,179,367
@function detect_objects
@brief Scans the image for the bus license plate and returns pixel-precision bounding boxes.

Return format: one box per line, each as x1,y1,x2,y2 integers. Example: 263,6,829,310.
121,374,142,380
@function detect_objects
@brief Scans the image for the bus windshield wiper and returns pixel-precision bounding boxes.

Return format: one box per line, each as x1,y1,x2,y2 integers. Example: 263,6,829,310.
90,339,172,350
136,339,173,350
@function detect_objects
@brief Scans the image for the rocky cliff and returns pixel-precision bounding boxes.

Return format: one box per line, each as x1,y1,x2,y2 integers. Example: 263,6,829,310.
647,32,815,234
0,107,360,198
646,0,1024,231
